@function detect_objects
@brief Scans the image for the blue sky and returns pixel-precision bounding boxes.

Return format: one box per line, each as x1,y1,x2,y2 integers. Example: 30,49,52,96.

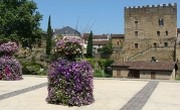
33,0,179,35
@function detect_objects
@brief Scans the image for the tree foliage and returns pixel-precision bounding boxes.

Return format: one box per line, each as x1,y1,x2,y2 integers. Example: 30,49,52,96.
46,15,53,55
99,41,113,55
86,31,93,58
0,0,42,47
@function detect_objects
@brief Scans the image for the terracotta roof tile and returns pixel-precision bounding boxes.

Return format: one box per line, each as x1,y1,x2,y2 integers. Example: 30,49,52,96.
111,34,124,39
93,35,108,39
82,34,108,40
112,61,175,71
93,41,109,45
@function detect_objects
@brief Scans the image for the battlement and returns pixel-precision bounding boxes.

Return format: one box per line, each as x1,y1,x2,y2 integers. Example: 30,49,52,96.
125,3,177,9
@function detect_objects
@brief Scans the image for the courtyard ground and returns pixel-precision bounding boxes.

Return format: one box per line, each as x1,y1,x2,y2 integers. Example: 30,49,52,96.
0,75,180,110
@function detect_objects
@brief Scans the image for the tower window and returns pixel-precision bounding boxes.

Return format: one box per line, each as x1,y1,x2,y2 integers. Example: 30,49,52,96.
135,31,138,36
157,31,160,36
135,21,138,27
153,43,157,48
166,31,168,36
158,19,164,26
164,42,168,47
135,43,138,48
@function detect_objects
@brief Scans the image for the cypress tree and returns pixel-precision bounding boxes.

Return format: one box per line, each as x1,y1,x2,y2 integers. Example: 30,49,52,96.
46,15,53,55
86,31,93,58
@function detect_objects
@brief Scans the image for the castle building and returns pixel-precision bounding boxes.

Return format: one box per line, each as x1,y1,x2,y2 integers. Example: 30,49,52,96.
123,3,177,61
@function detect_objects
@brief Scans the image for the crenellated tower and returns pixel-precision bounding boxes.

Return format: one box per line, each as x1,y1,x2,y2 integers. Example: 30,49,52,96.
123,3,177,61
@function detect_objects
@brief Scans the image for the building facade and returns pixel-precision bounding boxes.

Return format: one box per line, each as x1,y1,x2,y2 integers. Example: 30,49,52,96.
82,33,110,54
123,3,177,61
111,61,175,80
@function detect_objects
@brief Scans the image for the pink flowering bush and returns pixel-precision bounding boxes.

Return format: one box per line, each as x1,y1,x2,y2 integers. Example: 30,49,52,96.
0,41,22,80
0,42,18,55
55,37,83,60
46,37,94,106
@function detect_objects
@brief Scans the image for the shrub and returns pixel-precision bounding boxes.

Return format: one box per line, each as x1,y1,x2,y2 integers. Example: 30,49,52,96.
20,59,47,75
86,58,113,77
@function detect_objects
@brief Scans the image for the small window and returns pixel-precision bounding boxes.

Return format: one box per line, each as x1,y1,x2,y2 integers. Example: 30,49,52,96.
135,21,138,27
135,31,138,36
158,19,164,26
166,31,168,36
157,31,160,36
135,43,138,48
153,43,157,48
135,21,138,24
164,42,168,47
117,41,119,46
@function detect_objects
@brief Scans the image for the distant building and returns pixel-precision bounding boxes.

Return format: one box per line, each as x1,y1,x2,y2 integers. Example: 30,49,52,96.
111,61,175,80
111,34,124,47
82,33,110,54
111,34,124,54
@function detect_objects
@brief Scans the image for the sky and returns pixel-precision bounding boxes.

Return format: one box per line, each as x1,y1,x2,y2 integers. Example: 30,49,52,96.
33,0,179,35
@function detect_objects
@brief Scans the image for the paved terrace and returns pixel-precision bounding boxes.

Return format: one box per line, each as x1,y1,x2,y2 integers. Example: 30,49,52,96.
0,75,180,110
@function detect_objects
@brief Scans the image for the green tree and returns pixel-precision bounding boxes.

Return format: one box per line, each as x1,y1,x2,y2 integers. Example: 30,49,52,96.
0,0,42,47
99,41,113,54
46,15,53,55
86,31,93,58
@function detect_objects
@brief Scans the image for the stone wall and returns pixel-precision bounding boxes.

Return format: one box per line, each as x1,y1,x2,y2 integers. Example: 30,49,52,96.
123,3,177,61
140,70,175,80
129,47,174,61
112,67,129,78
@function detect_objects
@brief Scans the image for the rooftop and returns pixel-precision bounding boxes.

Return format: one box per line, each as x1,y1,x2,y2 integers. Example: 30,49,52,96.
112,61,175,71
111,34,124,39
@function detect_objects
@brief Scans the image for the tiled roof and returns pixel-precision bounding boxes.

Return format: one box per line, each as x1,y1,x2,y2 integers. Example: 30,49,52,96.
82,34,108,40
93,35,108,39
111,34,124,39
93,41,109,45
111,61,175,71
82,33,90,39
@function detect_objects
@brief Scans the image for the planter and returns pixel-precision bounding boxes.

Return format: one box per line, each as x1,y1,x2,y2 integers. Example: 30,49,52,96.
0,42,22,80
46,59,94,106
46,37,94,106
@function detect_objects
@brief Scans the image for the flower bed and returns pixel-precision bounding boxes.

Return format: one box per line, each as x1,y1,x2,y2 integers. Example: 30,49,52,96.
46,37,94,106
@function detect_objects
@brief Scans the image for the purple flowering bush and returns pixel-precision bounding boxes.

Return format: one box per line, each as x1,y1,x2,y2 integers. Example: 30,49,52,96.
46,37,94,106
0,41,22,80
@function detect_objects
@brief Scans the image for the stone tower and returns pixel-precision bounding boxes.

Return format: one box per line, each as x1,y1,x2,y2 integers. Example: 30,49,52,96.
123,3,177,61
